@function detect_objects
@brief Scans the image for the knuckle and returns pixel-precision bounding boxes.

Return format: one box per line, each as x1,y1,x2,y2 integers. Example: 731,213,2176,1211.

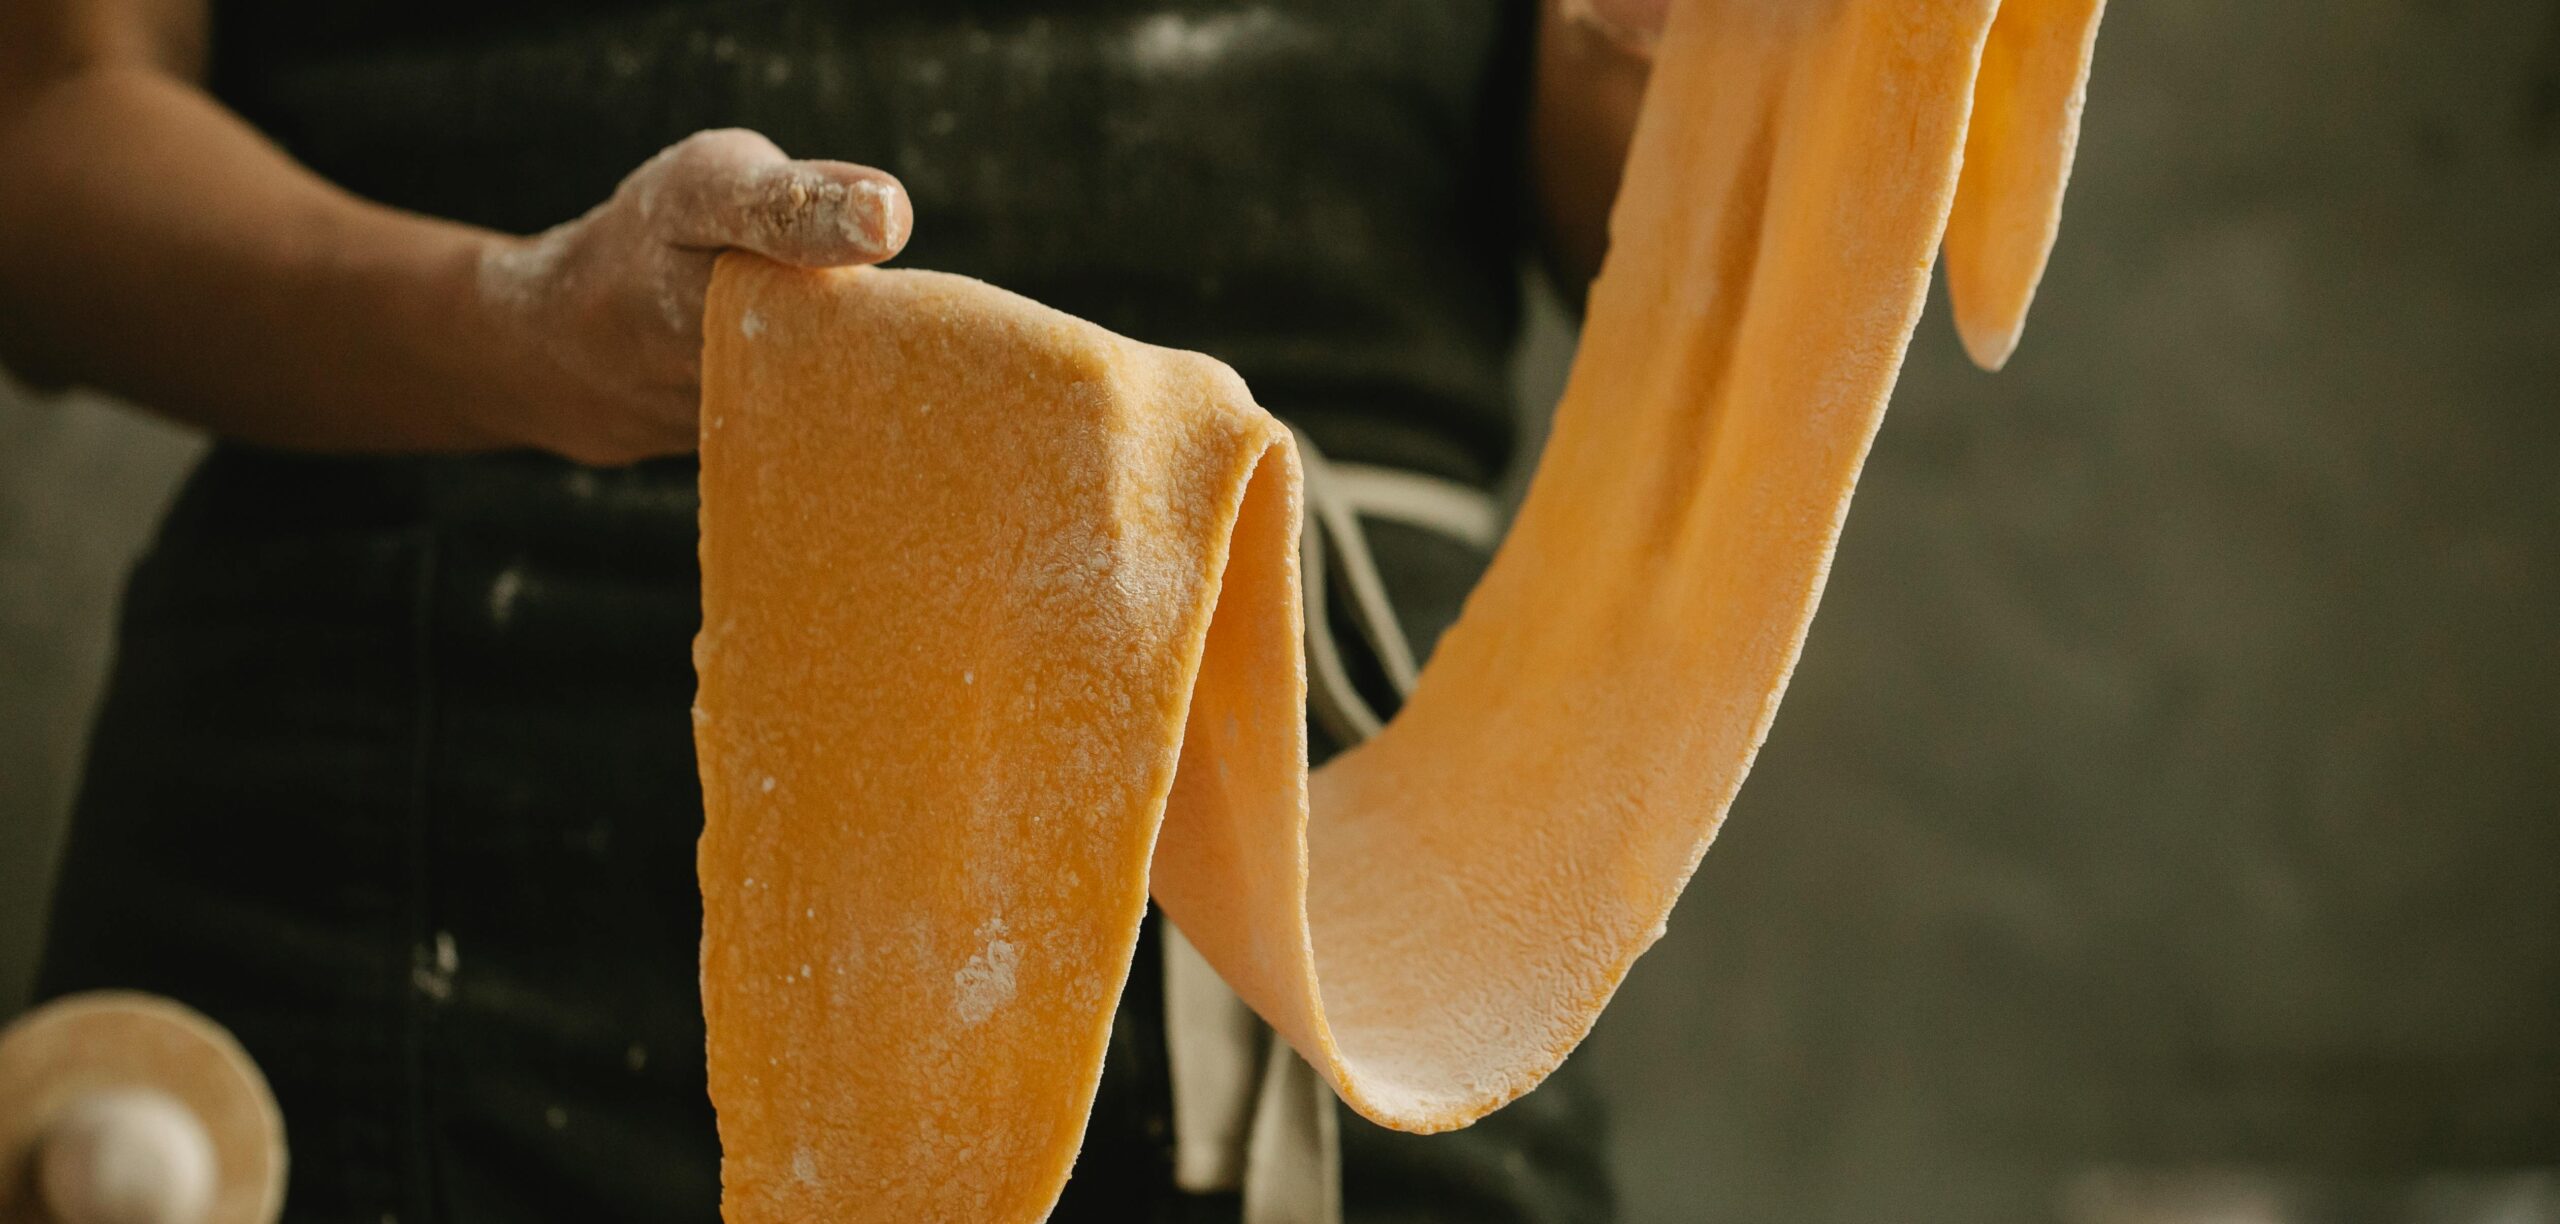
674,128,775,174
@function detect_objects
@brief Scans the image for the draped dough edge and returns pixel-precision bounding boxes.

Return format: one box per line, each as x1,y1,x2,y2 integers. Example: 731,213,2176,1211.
1945,0,2109,370
1168,0,2108,1136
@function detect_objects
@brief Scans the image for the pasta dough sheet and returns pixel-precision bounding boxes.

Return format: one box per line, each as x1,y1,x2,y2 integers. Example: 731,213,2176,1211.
694,0,2105,1219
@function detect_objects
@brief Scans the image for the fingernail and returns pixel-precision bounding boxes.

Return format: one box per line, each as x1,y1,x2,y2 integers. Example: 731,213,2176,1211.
851,179,908,254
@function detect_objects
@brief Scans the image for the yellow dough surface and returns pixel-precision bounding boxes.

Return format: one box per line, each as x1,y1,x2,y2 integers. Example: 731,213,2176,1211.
695,1,2104,1219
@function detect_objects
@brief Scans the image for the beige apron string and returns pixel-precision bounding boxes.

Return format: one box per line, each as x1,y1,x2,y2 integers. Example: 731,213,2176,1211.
1326,461,1503,551
1162,922,1342,1224
1241,1041,1343,1224
1164,922,1266,1194
1295,430,1422,697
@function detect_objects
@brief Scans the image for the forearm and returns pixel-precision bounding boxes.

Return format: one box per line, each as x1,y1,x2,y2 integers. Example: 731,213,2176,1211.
1532,0,1658,298
0,65,521,452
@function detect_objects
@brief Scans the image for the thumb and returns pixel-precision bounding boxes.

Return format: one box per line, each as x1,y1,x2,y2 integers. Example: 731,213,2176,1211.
642,129,913,267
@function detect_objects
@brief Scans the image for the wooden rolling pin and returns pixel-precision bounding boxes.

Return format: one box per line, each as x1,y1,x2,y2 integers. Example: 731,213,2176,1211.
0,993,285,1224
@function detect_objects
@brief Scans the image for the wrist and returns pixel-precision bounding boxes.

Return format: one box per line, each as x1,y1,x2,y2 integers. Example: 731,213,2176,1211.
436,226,564,453
250,198,535,453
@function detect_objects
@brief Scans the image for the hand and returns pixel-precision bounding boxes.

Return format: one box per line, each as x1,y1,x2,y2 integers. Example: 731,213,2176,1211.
1561,0,1672,57
471,129,912,466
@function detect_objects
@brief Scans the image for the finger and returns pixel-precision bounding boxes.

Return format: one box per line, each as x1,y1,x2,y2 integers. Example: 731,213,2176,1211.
646,131,913,266
718,160,912,266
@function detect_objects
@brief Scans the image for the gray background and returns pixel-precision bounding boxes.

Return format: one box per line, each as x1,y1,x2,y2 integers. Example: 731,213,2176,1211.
4,1,2556,1221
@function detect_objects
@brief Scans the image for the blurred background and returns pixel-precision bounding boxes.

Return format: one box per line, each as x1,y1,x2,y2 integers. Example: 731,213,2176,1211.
5,1,2555,1222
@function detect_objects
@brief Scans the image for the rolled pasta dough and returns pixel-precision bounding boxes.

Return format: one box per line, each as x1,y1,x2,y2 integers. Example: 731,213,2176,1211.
693,0,2105,1219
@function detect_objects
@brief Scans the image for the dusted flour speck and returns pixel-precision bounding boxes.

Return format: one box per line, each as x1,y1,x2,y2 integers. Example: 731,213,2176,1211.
951,921,1020,1027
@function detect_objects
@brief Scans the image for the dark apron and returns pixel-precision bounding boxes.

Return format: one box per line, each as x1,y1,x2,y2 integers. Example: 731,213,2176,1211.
39,445,1613,1223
